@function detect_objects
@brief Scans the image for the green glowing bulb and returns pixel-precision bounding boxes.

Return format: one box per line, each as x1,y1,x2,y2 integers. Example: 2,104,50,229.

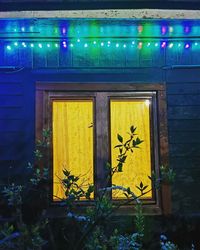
93,41,97,45
169,43,173,48
101,42,104,46
155,43,158,47
6,45,11,50
38,43,42,48
116,43,119,48
70,43,74,47
84,43,88,48
47,44,50,48
55,43,58,48
77,39,80,42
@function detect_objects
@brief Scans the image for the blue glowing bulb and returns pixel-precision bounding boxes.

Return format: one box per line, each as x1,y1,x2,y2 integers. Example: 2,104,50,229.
155,43,158,47
6,45,11,50
123,44,127,48
101,42,104,47
84,43,88,48
47,44,50,48
38,43,42,48
21,27,25,32
77,39,80,42
14,42,18,46
30,43,34,48
116,43,119,48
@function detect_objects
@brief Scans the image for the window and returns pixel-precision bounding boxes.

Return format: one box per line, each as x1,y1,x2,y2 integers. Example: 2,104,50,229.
36,83,169,214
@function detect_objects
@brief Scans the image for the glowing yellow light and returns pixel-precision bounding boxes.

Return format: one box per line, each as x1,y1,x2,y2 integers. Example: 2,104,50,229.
53,100,94,200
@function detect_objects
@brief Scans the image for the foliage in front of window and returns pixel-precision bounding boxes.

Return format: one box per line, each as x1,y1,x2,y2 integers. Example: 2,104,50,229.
0,127,188,250
112,125,143,174
150,165,176,190
59,126,151,249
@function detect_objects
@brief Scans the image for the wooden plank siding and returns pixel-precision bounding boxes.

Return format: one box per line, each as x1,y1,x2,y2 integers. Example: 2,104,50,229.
0,73,35,179
166,69,200,213
0,39,200,214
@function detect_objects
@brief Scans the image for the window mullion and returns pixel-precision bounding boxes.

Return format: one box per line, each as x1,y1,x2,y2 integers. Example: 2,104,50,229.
95,92,110,193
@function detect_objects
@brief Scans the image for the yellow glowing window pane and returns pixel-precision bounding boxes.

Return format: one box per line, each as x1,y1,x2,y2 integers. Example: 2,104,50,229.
52,100,93,200
111,99,152,199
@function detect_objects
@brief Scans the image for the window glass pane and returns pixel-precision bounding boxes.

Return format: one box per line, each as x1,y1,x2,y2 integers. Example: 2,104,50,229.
52,100,94,200
110,99,152,199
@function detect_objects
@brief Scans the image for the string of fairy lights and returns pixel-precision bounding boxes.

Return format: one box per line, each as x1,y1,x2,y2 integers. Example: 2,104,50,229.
2,22,200,52
4,39,200,51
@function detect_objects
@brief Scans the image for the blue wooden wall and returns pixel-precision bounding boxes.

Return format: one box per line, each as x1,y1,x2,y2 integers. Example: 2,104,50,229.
0,39,200,215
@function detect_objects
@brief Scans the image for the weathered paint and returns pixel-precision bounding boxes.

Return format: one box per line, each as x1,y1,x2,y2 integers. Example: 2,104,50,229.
1,9,200,19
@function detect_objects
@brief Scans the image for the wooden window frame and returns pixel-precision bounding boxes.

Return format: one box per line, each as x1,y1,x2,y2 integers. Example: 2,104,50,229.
36,82,170,215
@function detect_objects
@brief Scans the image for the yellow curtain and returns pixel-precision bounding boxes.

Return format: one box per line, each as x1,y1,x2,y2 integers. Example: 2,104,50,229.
110,99,152,199
52,100,94,200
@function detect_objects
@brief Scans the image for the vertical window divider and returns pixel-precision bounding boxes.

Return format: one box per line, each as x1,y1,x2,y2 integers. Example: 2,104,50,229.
95,92,110,195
